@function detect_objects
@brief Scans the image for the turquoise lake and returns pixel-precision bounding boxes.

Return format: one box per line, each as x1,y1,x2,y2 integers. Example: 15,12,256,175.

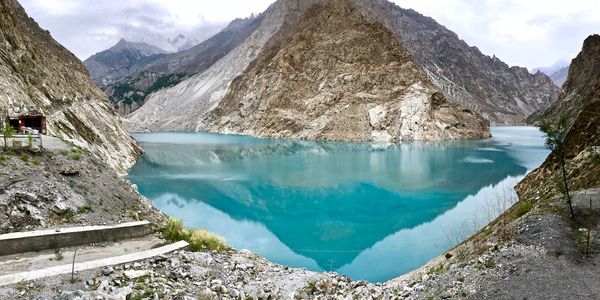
128,127,549,282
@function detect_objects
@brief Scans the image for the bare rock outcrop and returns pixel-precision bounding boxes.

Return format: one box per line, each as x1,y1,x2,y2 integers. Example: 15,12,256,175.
203,0,489,142
531,35,600,126
0,0,141,173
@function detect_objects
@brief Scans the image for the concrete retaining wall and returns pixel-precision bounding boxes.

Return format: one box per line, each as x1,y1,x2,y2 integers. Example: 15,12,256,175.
0,221,153,256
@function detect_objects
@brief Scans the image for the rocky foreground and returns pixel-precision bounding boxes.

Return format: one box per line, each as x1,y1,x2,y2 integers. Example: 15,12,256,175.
2,186,600,300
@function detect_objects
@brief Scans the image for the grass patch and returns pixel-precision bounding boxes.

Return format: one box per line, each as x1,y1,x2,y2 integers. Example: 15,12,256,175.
427,264,447,275
31,159,39,165
163,218,227,252
514,200,534,218
64,211,75,222
20,153,29,162
54,248,64,261
78,204,92,214
71,153,81,160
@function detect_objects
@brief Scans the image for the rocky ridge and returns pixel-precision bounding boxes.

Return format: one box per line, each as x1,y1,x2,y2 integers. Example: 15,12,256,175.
351,0,560,124
125,0,559,131
0,0,141,174
84,39,167,87
92,16,263,115
531,35,600,127
203,0,489,142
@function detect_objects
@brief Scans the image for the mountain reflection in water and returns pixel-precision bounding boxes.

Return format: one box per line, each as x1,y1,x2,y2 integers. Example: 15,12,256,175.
128,127,549,282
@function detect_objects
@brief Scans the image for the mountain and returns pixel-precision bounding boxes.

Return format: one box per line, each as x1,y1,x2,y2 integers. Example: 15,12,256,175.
518,34,600,204
531,60,570,87
352,0,559,124
0,0,141,174
126,0,558,131
203,0,489,141
549,65,570,87
531,60,570,76
533,35,600,126
89,16,262,115
84,39,167,87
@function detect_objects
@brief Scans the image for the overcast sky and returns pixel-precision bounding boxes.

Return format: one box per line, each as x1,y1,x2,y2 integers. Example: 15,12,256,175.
19,0,600,70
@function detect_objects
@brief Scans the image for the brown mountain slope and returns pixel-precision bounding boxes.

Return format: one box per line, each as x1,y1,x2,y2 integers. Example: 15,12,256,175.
0,0,141,173
352,0,560,125
531,35,600,127
518,34,600,203
204,0,489,142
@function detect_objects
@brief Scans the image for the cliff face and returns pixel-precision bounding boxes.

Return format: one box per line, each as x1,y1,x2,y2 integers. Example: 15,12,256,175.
203,0,489,142
352,0,560,125
517,35,600,200
0,0,141,174
534,35,600,127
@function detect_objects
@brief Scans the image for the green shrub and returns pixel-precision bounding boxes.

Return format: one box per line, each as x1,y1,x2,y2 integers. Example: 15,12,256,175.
31,159,39,165
71,153,80,160
163,218,189,242
20,153,29,162
188,229,227,252
163,218,227,252
514,200,533,218
78,204,92,214
59,149,69,156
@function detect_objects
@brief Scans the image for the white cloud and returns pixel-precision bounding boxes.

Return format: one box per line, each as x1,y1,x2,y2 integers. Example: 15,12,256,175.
19,0,600,69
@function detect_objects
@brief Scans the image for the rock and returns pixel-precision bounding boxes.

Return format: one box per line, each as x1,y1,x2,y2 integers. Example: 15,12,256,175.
445,252,454,259
102,267,115,276
124,270,148,279
58,165,80,176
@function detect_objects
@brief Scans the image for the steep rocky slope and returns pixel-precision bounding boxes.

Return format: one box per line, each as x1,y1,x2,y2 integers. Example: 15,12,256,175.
532,35,600,127
125,0,293,132
0,0,141,174
126,0,558,132
204,0,489,142
352,0,560,125
93,16,263,115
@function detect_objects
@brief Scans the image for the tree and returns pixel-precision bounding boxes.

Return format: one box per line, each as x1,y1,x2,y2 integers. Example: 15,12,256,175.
539,115,574,219
2,119,16,150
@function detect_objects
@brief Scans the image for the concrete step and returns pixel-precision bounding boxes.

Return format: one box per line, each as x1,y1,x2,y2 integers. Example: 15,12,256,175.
0,236,165,276
0,221,153,256
0,240,189,286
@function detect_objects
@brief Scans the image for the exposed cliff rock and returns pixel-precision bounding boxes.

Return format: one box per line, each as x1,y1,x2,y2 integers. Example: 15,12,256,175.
531,35,600,127
351,0,560,125
203,0,489,142
0,0,141,174
519,35,600,200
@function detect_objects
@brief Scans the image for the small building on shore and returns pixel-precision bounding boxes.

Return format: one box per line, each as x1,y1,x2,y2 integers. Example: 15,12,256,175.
1,113,47,134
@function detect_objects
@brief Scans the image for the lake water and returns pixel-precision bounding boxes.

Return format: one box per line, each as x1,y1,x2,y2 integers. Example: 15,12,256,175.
128,127,549,282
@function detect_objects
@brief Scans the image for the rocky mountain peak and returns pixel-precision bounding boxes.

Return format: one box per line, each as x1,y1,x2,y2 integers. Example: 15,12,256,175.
203,0,489,142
